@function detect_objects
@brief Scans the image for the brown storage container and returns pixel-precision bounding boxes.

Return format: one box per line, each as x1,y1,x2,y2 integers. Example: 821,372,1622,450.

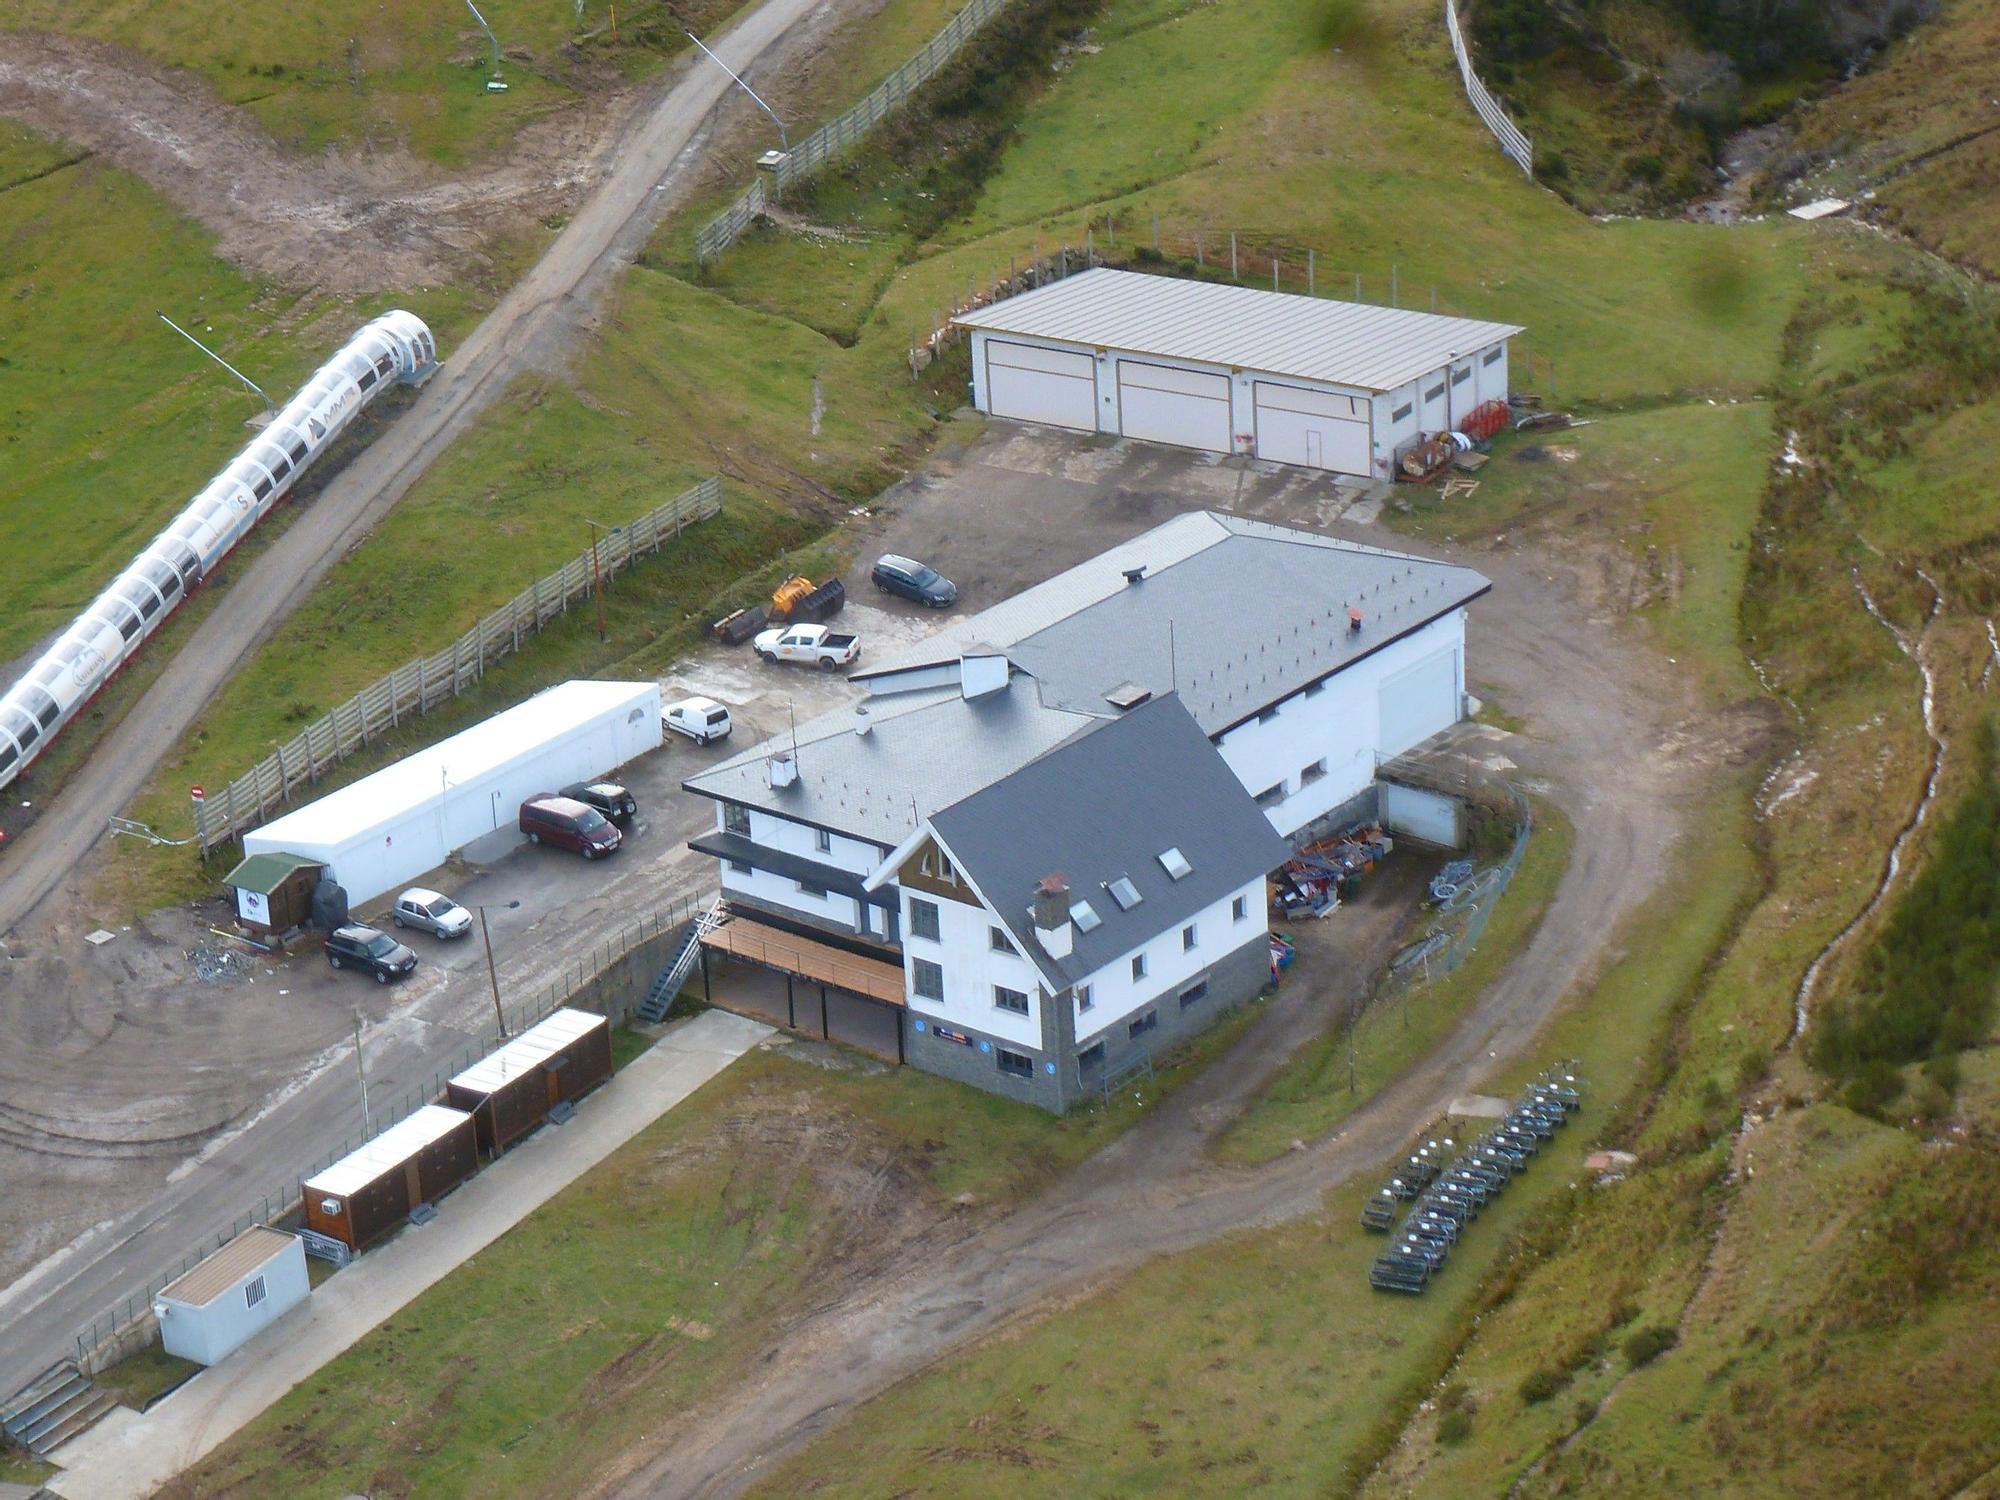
301,1105,479,1251
446,1008,613,1156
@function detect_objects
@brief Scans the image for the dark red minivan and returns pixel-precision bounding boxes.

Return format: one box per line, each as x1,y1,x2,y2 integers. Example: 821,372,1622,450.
519,794,623,859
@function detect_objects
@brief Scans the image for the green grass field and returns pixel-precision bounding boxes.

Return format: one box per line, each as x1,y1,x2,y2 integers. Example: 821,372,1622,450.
747,790,1765,1498
158,1010,1257,1499
0,121,497,669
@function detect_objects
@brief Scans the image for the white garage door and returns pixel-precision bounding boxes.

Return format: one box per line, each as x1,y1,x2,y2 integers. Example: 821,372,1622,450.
985,340,1097,432
1116,360,1232,453
1378,647,1460,757
1253,382,1372,474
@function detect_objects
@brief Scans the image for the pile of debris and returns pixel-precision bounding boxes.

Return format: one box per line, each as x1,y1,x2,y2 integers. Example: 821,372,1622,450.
1365,1064,1585,1294
185,944,252,984
1271,825,1393,920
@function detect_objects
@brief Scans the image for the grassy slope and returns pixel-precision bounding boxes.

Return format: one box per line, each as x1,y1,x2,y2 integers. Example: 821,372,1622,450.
2,0,736,169
748,794,1763,1498
160,1013,1257,1498
1783,0,2000,278
0,121,496,667
1362,233,2000,1494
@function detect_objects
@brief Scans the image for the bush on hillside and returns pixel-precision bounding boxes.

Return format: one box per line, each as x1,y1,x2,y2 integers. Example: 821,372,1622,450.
1811,719,2000,1108
1622,1324,1678,1368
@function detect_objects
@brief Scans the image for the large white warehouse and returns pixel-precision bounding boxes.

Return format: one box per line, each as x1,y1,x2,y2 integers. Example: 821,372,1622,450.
243,679,660,906
954,268,1522,481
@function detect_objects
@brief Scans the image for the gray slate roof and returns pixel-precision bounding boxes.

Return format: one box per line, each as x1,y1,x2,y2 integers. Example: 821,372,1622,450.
954,268,1524,394
682,679,1097,845
931,694,1291,988
861,512,1490,736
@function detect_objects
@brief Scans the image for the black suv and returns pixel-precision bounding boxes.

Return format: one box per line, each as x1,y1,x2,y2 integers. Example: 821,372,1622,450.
325,924,419,984
870,554,958,608
560,780,638,823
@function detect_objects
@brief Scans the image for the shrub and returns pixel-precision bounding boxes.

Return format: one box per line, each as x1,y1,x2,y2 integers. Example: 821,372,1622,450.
1519,1367,1568,1404
1535,151,1570,184
1437,1408,1473,1445
1627,153,1667,183
1812,719,2000,1100
1623,1324,1678,1369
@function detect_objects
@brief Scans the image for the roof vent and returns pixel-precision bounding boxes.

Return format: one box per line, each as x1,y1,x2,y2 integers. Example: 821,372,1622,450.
1104,682,1152,711
768,753,798,789
853,705,872,737
1348,607,1365,634
1122,565,1147,586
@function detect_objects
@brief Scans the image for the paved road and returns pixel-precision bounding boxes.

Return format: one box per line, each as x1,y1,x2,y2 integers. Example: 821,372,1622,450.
0,0,832,941
580,430,1706,1498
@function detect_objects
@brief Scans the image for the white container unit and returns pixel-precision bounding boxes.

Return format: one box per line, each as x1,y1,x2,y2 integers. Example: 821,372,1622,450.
243,680,662,905
152,1226,309,1367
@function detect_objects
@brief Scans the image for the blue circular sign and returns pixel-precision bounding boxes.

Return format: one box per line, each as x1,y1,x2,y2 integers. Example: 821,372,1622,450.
913,1018,927,1032
979,1040,991,1053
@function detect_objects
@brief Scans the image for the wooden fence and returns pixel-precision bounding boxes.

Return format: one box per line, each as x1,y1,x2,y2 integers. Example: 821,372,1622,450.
193,477,723,854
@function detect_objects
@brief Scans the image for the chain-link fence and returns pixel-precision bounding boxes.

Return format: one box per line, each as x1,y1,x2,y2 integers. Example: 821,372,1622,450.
696,0,1012,264
192,477,722,854
1445,0,1533,176
68,893,705,1374
1384,785,1533,995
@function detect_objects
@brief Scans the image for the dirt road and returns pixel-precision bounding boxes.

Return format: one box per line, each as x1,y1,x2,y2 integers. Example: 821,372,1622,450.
586,432,1715,1497
0,31,635,292
0,0,837,944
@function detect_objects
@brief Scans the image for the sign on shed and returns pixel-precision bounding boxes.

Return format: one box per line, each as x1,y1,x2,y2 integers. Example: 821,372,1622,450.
222,850,326,934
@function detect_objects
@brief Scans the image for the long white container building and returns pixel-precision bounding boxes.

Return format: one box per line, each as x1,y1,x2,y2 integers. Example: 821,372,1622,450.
954,268,1522,481
242,679,661,905
152,1226,309,1367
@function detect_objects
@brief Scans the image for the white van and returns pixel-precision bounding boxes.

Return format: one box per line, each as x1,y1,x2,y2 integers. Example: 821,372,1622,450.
663,696,733,745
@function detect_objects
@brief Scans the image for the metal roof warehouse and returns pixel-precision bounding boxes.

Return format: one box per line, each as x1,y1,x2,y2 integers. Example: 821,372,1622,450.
954,267,1523,481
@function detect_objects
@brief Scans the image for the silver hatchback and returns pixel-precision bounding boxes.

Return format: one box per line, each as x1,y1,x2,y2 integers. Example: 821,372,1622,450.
391,887,474,939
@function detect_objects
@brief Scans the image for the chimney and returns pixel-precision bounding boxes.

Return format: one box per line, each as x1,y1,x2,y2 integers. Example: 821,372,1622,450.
1030,873,1073,960
1348,607,1365,634
854,704,873,737
1122,565,1147,586
768,753,798,789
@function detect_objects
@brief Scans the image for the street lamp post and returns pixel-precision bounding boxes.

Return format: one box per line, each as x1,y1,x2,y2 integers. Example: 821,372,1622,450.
474,899,522,1038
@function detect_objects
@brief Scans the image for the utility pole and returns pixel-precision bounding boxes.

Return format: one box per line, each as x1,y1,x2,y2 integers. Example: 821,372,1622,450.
479,905,509,1038
353,1013,373,1137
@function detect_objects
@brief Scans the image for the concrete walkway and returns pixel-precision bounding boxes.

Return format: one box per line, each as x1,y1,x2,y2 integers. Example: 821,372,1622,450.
44,1009,773,1500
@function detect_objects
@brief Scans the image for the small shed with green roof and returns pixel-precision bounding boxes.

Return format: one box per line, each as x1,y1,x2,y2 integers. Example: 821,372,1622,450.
222,850,325,935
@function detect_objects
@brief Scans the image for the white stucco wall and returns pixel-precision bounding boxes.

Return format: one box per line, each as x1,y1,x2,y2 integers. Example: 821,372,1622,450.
716,803,890,936
899,882,1047,1051
1074,876,1267,1042
1214,609,1467,836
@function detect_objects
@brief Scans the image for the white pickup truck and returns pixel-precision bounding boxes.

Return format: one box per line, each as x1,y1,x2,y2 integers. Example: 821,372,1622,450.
753,622,861,670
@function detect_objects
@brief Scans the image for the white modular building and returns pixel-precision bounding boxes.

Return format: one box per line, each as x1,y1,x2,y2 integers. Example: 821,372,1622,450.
954,268,1522,480
152,1226,310,1367
243,679,661,905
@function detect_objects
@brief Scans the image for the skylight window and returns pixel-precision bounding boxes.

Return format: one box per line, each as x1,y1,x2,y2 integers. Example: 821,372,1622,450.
1070,900,1102,932
1158,847,1192,881
1107,876,1143,911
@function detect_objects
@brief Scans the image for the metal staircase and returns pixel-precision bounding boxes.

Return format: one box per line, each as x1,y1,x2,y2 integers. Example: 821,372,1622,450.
1,1359,119,1457
635,899,725,1023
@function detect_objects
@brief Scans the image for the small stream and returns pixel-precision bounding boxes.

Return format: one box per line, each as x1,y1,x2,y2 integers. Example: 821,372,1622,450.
1789,566,1946,1040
